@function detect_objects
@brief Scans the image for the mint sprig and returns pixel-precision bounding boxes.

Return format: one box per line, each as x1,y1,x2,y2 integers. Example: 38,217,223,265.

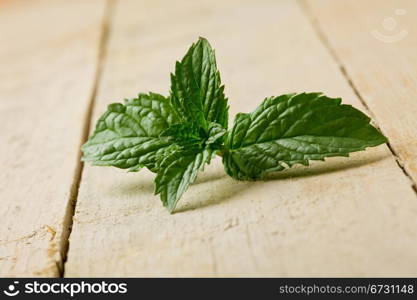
82,37,387,213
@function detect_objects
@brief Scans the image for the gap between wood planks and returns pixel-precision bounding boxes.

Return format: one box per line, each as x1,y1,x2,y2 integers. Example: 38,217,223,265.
59,0,115,277
299,0,417,195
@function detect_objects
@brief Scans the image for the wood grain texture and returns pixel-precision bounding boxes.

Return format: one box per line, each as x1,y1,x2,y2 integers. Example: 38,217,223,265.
65,0,417,276
0,0,106,276
305,0,417,186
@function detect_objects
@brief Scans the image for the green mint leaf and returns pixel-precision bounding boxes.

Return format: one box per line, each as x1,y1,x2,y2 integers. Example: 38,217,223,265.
206,122,227,146
155,148,213,212
223,93,387,180
160,122,202,143
170,37,229,131
82,92,178,172
161,121,226,149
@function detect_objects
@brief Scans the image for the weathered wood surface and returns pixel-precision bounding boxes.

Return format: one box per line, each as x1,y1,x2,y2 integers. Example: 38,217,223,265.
64,0,417,277
305,0,417,186
0,0,105,276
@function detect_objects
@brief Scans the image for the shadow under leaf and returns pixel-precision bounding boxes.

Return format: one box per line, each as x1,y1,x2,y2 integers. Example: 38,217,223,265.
266,151,389,181
175,151,389,213
107,151,389,214
174,176,251,213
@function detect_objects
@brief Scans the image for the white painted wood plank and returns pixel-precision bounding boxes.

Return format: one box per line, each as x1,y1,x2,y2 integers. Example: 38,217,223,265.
65,0,417,277
0,0,106,276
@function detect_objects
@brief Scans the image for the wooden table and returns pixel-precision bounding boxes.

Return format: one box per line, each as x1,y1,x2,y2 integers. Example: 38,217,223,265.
1,0,417,277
